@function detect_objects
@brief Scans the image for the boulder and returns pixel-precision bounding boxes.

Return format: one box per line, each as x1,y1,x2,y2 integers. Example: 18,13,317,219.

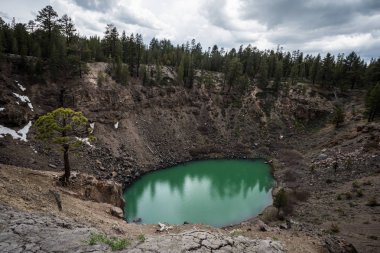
110,206,124,219
257,220,269,232
324,236,357,253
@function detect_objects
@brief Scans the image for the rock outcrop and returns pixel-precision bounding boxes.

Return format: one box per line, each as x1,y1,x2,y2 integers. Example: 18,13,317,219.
0,204,285,253
129,230,284,253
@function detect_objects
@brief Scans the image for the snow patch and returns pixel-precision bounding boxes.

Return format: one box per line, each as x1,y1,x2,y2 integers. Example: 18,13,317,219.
15,81,26,91
0,108,4,112
76,137,94,148
114,121,119,129
89,122,95,133
0,121,32,142
13,93,34,111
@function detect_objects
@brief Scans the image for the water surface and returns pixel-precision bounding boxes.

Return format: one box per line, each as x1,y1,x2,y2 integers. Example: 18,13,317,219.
124,159,274,227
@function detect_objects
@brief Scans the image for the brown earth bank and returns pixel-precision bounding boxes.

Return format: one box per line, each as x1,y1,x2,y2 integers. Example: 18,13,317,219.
0,61,379,252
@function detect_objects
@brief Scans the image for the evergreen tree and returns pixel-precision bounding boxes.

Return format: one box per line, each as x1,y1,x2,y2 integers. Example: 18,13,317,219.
310,54,321,84
35,108,93,185
35,5,59,42
366,83,380,122
321,53,334,87
257,57,268,89
344,51,364,89
274,58,283,92
59,14,76,45
102,24,119,59
135,33,143,77
332,105,345,128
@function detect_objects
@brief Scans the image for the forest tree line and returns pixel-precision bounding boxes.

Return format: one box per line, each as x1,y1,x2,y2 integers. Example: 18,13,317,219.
0,5,379,119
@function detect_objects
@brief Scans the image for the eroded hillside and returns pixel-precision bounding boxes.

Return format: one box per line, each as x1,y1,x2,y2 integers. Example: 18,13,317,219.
1,61,379,252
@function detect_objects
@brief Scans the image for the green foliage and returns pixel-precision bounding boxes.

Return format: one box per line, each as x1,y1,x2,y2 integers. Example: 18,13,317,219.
35,108,91,147
229,229,243,237
87,233,129,251
366,83,380,121
97,71,107,85
35,108,93,184
0,4,375,93
332,106,345,128
137,234,145,242
257,57,268,89
273,188,287,215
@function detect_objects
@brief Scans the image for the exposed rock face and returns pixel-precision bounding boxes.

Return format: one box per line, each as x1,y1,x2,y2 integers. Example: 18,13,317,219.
324,236,358,253
0,204,108,253
71,172,125,209
0,62,335,185
129,230,285,253
0,204,285,253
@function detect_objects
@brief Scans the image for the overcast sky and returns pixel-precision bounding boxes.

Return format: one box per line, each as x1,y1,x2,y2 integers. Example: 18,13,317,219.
1,0,380,59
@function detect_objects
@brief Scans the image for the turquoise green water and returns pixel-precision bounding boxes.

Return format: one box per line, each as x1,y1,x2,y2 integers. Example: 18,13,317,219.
123,159,274,227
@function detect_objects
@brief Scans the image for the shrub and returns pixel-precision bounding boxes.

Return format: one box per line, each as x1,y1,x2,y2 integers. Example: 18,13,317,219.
332,105,345,128
97,71,106,85
87,233,129,251
273,188,287,216
229,229,243,237
137,234,145,242
352,181,360,189
366,196,379,207
329,223,340,234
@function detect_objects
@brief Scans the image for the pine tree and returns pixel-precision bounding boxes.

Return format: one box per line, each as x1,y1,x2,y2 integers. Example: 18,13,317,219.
177,55,185,84
103,24,119,58
332,105,345,128
35,108,93,185
366,83,380,122
35,5,59,41
274,58,283,92
321,53,334,87
257,57,268,89
135,33,143,77
310,54,321,84
59,14,76,45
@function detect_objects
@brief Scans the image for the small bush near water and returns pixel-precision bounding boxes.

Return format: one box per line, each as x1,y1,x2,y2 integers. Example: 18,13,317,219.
137,234,146,242
86,233,129,251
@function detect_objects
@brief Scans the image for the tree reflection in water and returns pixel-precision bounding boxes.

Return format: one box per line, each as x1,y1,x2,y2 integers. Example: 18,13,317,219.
124,159,274,226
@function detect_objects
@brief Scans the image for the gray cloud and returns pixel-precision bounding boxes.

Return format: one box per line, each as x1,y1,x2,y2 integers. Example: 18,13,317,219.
114,8,158,30
0,11,11,21
202,0,237,31
200,0,380,58
239,0,380,30
71,0,158,30
72,0,117,12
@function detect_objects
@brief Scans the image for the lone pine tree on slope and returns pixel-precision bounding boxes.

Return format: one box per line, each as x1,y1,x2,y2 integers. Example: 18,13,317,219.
35,108,94,185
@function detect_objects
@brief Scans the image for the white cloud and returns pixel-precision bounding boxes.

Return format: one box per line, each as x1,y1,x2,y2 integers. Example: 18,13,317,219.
2,0,380,58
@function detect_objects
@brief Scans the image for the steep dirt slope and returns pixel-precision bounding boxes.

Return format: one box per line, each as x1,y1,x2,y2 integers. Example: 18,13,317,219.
0,62,334,183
